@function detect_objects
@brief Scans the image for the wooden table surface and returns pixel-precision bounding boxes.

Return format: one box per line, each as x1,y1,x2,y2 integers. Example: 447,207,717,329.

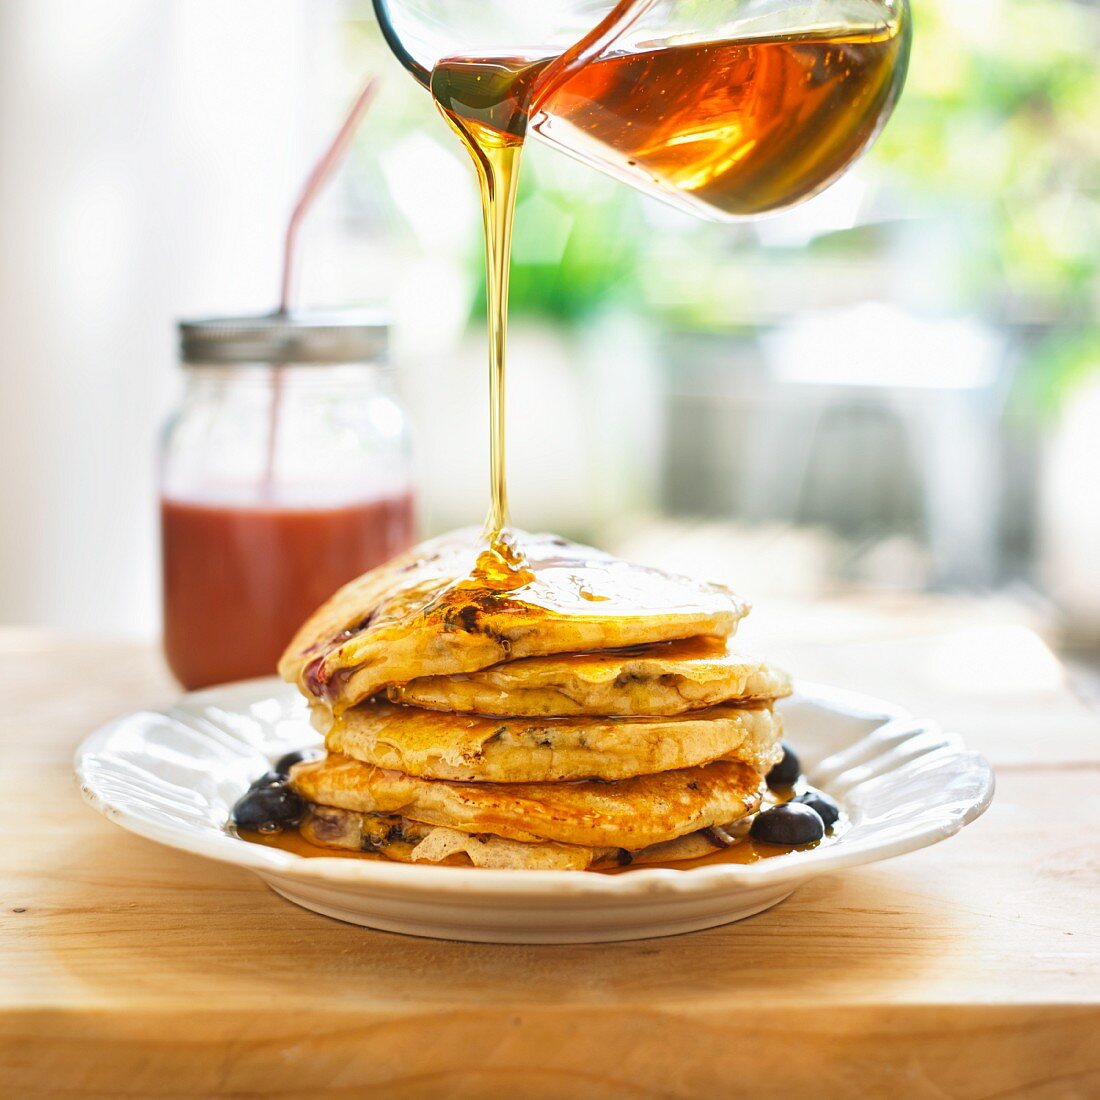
2,616,1099,1099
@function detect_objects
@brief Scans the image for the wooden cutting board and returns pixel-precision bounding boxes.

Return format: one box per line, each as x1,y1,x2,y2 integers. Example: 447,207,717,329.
2,619,1098,1099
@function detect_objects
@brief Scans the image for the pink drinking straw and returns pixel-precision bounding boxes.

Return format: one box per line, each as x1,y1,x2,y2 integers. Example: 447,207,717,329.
263,75,380,496
278,76,379,313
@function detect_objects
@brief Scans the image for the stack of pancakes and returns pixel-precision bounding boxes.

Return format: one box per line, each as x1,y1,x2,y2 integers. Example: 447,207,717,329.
278,530,790,871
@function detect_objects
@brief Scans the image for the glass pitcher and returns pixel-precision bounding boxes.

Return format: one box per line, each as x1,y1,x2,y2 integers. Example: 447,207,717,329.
372,0,911,220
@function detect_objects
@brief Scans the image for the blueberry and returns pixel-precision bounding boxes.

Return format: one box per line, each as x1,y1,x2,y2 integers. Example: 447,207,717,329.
231,785,306,833
792,789,840,828
248,771,284,790
273,747,324,777
766,743,801,789
750,803,824,846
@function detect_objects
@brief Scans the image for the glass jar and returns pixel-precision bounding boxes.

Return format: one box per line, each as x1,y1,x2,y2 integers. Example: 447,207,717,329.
160,312,415,690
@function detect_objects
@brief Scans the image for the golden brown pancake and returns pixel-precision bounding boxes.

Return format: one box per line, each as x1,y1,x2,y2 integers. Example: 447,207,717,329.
290,754,763,850
300,806,606,870
388,636,791,717
320,699,783,782
297,805,731,870
278,529,748,712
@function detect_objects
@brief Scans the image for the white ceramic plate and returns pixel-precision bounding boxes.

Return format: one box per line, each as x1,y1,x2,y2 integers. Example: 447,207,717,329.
75,678,994,943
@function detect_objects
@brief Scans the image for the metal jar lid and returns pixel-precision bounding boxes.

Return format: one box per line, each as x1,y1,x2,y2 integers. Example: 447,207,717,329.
178,310,389,365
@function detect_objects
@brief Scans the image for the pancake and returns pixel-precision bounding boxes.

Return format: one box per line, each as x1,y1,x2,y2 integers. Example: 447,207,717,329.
300,805,607,870
388,636,791,717
289,754,763,850
298,805,729,870
278,529,748,712
321,699,783,782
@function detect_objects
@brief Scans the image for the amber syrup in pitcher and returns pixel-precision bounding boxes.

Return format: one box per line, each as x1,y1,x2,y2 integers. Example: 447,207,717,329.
533,24,908,217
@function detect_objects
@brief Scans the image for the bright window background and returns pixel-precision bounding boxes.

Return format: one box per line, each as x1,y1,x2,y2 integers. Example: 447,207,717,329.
1,0,1098,648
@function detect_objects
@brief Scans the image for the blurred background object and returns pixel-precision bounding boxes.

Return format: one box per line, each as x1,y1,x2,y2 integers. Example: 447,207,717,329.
1,0,1098,662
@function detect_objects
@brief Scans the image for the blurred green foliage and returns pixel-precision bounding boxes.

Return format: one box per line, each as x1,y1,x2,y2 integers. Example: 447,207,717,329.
481,157,646,324
875,0,1100,310
873,0,1100,406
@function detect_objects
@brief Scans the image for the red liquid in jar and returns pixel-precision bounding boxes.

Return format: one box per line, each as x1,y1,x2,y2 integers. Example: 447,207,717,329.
161,493,415,689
